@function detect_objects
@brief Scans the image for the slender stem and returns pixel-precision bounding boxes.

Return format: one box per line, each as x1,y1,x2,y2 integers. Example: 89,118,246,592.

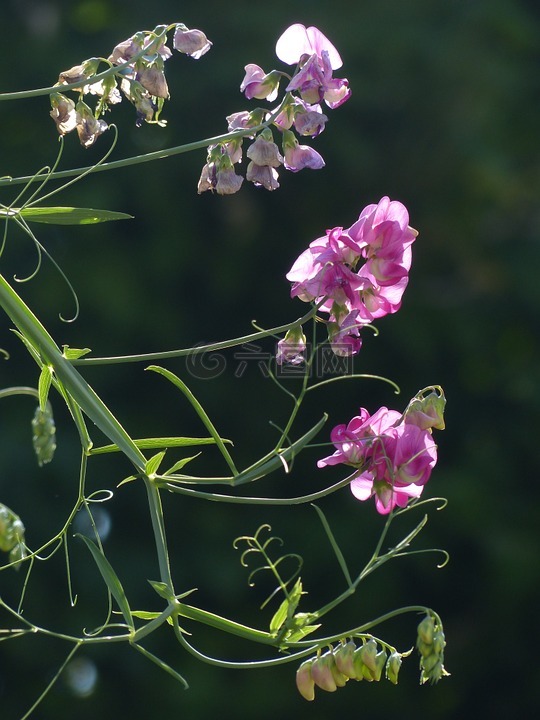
144,479,174,589
72,304,320,366
0,271,146,470
0,103,287,189
0,29,169,102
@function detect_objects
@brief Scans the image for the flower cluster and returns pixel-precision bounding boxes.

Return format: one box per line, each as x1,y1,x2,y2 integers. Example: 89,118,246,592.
50,23,211,146
0,503,26,567
295,637,403,701
318,387,445,514
416,615,450,684
198,24,349,194
286,197,417,356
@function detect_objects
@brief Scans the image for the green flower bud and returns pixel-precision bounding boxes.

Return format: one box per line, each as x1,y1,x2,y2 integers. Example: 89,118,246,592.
360,638,378,673
9,542,26,567
334,641,357,679
329,653,349,688
32,404,56,466
373,649,388,682
0,503,25,554
432,629,446,655
386,651,402,685
311,652,338,692
417,615,435,645
352,646,365,681
296,659,315,701
416,639,433,658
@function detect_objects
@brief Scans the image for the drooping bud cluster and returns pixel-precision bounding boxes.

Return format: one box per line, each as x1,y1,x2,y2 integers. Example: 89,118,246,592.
416,614,450,684
0,503,26,568
198,24,348,194
295,637,401,701
32,402,57,466
50,23,212,145
285,197,417,357
318,387,445,514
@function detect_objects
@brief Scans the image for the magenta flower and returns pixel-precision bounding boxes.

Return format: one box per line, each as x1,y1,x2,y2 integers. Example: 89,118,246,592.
327,310,362,357
276,327,307,366
286,198,417,343
317,402,440,515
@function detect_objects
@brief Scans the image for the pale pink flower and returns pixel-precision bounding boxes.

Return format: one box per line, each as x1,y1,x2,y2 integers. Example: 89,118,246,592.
276,24,343,69
173,26,212,59
240,64,279,101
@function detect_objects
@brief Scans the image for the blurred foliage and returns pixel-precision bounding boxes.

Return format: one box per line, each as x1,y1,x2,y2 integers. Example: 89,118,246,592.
1,0,540,718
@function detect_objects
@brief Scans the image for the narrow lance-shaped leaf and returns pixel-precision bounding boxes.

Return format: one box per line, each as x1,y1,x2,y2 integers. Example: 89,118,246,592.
77,534,133,629
10,206,133,225
38,364,53,412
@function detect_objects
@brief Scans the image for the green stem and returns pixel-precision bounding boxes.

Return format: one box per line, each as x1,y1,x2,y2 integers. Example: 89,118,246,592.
72,303,320,366
0,271,145,471
0,102,287,189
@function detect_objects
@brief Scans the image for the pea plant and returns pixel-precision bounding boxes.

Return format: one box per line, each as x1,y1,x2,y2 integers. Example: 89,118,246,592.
0,21,449,717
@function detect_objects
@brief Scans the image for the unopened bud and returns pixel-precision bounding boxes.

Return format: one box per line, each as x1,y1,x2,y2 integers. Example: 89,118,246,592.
417,615,435,645
334,641,357,679
432,629,446,655
295,659,315,701
386,651,402,685
372,649,388,682
32,403,56,466
405,387,446,431
359,638,378,673
311,652,337,692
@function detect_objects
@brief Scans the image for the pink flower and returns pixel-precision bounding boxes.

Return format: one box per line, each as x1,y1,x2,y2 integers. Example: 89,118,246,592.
275,24,350,109
276,24,343,69
317,402,440,515
276,327,307,365
282,131,325,172
240,64,280,101
173,25,212,59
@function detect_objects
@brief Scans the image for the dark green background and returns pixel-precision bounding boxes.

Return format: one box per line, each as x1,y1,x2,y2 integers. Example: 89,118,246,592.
1,0,539,718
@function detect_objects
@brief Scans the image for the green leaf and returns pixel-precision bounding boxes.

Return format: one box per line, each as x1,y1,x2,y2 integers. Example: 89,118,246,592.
163,454,200,475
77,534,133,629
283,623,321,643
269,596,289,634
132,610,174,626
145,451,166,477
90,436,225,455
14,206,133,225
148,579,174,602
38,365,53,412
62,345,92,360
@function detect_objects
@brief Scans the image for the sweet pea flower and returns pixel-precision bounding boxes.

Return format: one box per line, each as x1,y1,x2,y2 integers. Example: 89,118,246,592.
293,103,328,137
246,131,283,190
75,100,108,147
276,24,343,68
327,310,362,356
173,25,212,59
276,24,350,109
240,64,280,101
276,327,307,365
50,93,77,135
282,130,325,172
137,65,169,99
318,402,440,515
